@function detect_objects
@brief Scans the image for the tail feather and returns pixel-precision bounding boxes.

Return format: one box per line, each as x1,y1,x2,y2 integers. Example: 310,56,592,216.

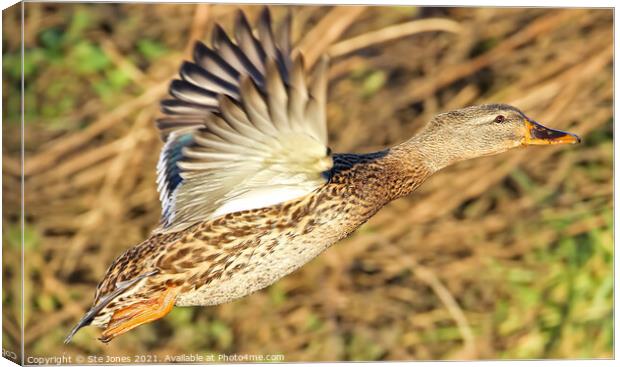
64,270,158,344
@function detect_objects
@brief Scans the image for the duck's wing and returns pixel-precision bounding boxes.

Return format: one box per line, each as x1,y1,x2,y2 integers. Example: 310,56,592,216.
155,8,332,233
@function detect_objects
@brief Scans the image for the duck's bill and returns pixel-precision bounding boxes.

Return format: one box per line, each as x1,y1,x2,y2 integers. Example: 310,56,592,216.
522,119,581,145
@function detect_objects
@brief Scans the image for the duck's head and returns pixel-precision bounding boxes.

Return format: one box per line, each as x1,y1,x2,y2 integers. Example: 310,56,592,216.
413,104,580,171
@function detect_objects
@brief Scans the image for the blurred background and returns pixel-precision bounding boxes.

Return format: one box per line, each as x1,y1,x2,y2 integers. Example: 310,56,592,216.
2,3,612,361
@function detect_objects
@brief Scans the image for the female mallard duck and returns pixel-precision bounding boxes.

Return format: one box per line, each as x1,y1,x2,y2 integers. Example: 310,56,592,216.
66,8,579,343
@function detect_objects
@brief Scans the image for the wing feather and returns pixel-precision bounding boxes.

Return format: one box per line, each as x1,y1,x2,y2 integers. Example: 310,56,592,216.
218,95,269,140
154,7,332,233
309,55,329,143
257,8,278,61
169,80,219,106
192,41,239,85
265,59,290,131
288,55,309,135
238,77,280,136
179,61,239,97
258,8,290,84
160,99,212,115
212,24,264,85
234,11,267,74
276,10,292,64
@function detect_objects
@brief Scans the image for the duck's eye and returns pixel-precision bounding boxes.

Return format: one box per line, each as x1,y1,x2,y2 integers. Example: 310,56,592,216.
494,115,505,123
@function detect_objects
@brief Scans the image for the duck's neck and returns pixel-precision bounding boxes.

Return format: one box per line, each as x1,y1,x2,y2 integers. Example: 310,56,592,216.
397,128,463,172
375,128,469,199
379,141,437,200
332,130,460,203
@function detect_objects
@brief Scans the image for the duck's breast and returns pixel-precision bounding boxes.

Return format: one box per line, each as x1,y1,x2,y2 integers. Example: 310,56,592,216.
173,182,376,307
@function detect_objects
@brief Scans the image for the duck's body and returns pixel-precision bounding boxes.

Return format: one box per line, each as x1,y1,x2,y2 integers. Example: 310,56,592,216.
66,8,579,344
169,151,415,307
90,149,430,326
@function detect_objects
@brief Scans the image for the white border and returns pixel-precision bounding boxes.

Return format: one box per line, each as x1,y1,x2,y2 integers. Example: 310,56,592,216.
0,1,616,367
0,0,616,7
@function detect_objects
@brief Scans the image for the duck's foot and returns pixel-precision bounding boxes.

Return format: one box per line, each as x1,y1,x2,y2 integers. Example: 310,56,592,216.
99,287,177,343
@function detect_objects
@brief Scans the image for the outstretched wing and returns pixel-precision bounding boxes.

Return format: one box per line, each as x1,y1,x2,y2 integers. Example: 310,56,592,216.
155,8,332,233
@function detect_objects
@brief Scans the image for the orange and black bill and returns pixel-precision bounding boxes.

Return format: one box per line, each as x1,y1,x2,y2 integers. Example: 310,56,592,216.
523,119,581,145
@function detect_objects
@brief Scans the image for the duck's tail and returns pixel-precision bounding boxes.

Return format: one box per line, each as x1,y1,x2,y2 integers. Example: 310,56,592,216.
64,270,158,344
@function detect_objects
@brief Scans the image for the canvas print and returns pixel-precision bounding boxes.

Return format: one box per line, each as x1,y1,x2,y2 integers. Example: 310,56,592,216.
2,2,613,364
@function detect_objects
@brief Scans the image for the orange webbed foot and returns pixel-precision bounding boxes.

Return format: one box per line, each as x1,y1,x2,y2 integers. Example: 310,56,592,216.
99,287,178,343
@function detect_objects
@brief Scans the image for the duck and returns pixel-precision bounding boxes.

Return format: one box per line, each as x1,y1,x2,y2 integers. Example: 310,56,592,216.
65,7,580,344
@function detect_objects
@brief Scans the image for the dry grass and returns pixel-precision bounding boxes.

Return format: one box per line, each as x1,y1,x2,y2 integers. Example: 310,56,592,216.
2,3,612,361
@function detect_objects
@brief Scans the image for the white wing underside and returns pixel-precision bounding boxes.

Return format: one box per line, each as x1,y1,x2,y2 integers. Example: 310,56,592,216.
211,186,318,219
154,9,332,233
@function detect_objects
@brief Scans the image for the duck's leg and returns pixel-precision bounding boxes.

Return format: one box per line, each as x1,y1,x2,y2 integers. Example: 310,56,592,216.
99,287,178,343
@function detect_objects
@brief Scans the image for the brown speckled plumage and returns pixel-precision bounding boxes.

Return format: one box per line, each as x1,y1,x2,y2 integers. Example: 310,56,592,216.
65,8,580,344
89,150,432,325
